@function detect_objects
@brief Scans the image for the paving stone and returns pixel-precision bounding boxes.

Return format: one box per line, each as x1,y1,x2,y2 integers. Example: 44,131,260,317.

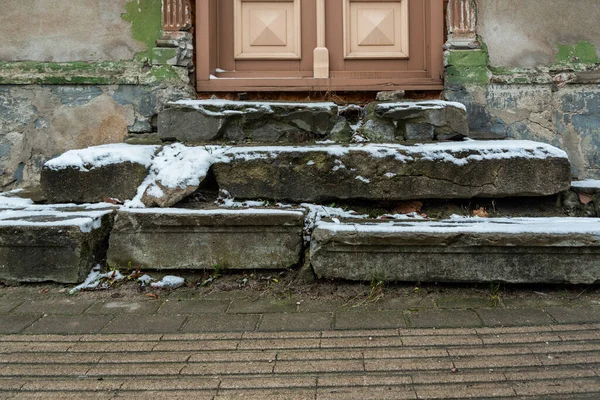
25,315,113,334
107,208,304,270
311,218,600,284
228,298,298,314
0,315,40,334
317,387,416,400
365,296,435,310
258,312,333,332
407,310,482,328
157,299,231,315
0,210,114,284
181,314,259,332
335,310,408,330
84,300,161,315
545,307,600,324
158,100,338,143
40,144,156,204
0,299,23,314
275,359,364,374
297,299,347,313
434,295,495,309
214,141,570,203
102,315,186,334
16,299,96,315
502,297,572,308
476,308,554,327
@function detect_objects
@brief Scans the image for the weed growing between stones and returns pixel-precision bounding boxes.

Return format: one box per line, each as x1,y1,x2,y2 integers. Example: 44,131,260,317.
489,282,503,307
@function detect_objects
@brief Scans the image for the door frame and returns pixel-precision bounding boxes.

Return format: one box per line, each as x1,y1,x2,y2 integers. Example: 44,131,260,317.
195,0,444,91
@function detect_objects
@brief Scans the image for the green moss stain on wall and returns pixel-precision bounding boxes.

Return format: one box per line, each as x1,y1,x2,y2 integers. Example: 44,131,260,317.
555,41,600,65
0,61,187,85
122,0,163,61
445,50,490,86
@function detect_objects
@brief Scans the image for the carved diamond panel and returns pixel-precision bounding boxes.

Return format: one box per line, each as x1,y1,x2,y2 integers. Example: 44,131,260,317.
235,0,301,60
344,0,410,59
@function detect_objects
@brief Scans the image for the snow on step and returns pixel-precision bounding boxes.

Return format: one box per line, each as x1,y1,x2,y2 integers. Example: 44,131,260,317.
311,217,600,284
40,140,571,207
158,99,339,143
106,208,305,270
0,207,115,284
41,144,158,204
213,140,571,202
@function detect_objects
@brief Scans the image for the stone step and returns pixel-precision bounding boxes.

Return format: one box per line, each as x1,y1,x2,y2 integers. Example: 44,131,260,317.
157,99,469,144
106,208,305,270
214,141,570,202
310,217,600,284
41,140,571,206
40,144,157,204
0,206,114,284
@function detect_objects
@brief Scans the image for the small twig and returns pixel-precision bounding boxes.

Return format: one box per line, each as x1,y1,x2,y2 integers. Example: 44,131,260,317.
569,288,588,301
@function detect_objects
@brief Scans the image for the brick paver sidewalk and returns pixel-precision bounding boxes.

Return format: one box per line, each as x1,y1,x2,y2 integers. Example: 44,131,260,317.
1,284,599,398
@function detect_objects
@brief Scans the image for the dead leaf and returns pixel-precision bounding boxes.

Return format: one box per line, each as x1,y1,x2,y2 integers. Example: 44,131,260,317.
578,192,594,205
103,197,123,205
472,207,489,218
393,201,423,214
39,288,50,294
146,293,160,300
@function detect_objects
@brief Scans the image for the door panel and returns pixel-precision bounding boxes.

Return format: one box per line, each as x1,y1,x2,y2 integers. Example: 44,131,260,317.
197,0,444,91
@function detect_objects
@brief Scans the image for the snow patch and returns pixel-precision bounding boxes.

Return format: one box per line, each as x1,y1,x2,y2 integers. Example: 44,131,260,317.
44,144,158,172
300,203,368,243
0,209,112,233
317,216,600,235
150,275,185,289
69,267,126,294
572,180,600,189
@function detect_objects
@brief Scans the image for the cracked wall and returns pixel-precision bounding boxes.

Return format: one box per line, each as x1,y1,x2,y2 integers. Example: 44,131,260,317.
444,0,600,179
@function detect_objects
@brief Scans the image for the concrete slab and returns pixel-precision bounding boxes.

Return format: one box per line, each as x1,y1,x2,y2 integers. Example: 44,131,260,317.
213,141,570,202
0,209,114,284
311,217,600,284
40,144,157,204
106,208,304,270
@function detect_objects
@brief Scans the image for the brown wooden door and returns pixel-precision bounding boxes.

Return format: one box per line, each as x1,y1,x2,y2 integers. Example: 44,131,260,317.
196,0,444,91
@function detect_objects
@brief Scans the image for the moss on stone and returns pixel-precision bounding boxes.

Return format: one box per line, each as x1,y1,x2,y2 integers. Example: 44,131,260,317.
555,41,600,65
122,0,163,62
0,61,189,85
446,50,489,67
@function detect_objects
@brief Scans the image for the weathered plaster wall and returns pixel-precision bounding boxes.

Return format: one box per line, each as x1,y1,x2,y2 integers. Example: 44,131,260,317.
445,1,600,180
0,0,156,62
0,82,193,188
0,0,194,189
477,0,600,69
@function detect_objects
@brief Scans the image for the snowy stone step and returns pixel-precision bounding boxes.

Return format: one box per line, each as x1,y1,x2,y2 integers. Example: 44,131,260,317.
40,140,571,207
310,217,600,284
157,99,470,144
158,100,339,143
0,207,114,284
41,144,158,204
106,208,305,270
213,141,571,202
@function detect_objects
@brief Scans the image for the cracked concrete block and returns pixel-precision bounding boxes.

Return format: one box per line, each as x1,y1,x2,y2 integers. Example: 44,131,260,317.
107,208,305,270
0,209,114,284
311,218,600,284
212,141,571,202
